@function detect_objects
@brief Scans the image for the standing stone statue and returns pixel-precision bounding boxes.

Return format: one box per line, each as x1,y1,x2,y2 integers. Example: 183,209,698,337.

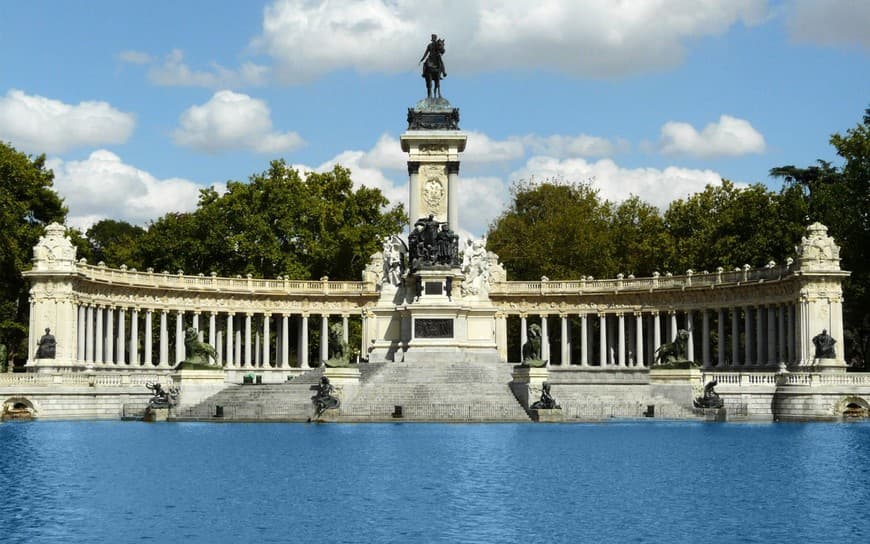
812,329,837,359
419,34,446,99
35,327,56,359
311,376,340,417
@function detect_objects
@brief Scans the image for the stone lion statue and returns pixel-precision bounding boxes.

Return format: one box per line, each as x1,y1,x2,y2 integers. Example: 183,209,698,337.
654,329,692,366
324,323,351,367
522,323,546,367
182,326,218,366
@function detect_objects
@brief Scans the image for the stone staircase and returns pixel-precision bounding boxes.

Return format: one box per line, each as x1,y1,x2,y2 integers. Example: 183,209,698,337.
172,367,326,421
341,359,531,421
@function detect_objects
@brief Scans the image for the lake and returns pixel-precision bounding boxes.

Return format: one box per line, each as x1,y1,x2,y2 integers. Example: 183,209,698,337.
1,421,868,543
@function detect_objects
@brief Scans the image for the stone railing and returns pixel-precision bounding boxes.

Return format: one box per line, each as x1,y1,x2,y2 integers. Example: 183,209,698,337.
702,371,870,387
74,263,373,295
491,263,794,295
0,372,173,388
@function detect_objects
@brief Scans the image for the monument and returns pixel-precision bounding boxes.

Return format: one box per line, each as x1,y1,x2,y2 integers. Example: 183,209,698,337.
365,36,507,364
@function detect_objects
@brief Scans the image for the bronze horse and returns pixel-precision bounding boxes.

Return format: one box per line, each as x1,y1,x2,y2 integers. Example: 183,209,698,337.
420,35,446,99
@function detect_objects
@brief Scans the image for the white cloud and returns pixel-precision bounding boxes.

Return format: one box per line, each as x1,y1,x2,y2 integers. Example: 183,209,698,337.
510,156,724,210
46,150,218,229
358,134,406,170
118,50,153,64
173,90,303,154
787,0,870,48
0,89,135,154
254,0,767,83
462,131,525,164
521,134,628,158
659,115,766,158
148,49,270,88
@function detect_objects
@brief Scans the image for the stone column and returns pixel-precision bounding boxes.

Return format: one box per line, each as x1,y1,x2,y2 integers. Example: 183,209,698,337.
175,311,184,364
320,314,329,365
776,304,788,364
95,306,104,364
653,312,662,359
408,162,421,225
281,314,289,367
129,308,139,366
495,313,508,363
540,316,549,365
767,305,777,367
144,310,153,367
599,313,607,367
159,310,168,367
105,307,114,364
192,313,200,338
731,307,741,367
244,313,252,367
686,310,694,361
635,313,644,367
669,311,678,343
447,161,459,230
342,314,349,345
716,309,725,368
520,315,528,358
263,314,271,368
130,308,139,366
216,332,223,366
76,304,85,361
786,304,794,365
580,314,588,367
85,305,94,363
702,310,711,369
209,312,217,349
560,315,570,366
744,306,753,367
117,307,126,365
617,313,626,367
755,306,765,367
226,313,234,367
299,314,309,368
234,324,242,368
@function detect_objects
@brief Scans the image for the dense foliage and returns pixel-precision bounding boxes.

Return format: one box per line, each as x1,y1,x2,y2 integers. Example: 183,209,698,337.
96,160,407,281
0,142,67,364
487,179,802,279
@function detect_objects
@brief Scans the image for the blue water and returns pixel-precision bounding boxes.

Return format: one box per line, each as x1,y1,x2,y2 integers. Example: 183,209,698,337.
1,422,869,543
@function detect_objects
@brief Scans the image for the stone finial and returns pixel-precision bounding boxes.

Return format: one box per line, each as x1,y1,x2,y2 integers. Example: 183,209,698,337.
796,222,841,271
32,222,77,272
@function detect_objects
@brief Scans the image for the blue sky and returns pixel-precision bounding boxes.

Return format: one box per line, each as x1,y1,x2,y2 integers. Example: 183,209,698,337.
1,0,868,237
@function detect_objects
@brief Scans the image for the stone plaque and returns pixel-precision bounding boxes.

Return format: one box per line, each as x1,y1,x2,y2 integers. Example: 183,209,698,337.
425,282,442,295
415,319,454,338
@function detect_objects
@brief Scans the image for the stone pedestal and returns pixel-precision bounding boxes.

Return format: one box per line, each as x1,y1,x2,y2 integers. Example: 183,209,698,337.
171,368,227,409
649,367,702,387
510,365,549,409
312,408,340,422
143,407,169,422
813,358,848,373
530,408,564,422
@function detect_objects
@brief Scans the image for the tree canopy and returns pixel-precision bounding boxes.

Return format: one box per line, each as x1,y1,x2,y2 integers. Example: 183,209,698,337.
132,160,406,281
0,142,67,363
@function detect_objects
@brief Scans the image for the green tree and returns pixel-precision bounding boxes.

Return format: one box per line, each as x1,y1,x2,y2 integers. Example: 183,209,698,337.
663,180,805,273
486,180,615,280
610,196,674,276
0,142,67,364
85,219,146,268
137,161,406,280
